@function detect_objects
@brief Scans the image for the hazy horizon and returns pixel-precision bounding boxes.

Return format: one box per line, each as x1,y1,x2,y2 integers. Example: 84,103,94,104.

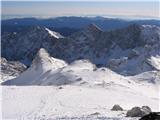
2,1,159,20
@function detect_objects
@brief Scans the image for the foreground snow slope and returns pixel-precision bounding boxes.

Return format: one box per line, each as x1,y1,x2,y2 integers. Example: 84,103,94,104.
2,85,158,120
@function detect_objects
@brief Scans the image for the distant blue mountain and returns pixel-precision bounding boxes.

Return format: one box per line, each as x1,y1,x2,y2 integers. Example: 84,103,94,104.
1,16,160,36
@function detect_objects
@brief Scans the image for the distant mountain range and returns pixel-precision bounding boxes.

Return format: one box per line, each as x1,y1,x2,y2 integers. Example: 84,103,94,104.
2,16,160,36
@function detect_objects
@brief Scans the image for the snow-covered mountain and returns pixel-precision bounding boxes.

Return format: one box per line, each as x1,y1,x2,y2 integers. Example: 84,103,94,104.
2,48,67,85
3,48,159,88
2,48,159,119
2,24,159,75
1,23,160,119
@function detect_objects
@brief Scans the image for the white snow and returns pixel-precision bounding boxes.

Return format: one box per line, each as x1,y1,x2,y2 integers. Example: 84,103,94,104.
1,48,159,119
0,73,17,83
142,25,157,28
148,55,160,70
2,60,159,119
3,48,67,85
32,48,67,71
2,85,158,120
45,28,64,39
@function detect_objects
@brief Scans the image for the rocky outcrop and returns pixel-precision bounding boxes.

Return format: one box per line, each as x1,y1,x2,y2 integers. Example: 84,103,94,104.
107,57,128,70
126,106,152,117
111,104,123,111
128,49,140,59
139,112,160,120
0,57,26,82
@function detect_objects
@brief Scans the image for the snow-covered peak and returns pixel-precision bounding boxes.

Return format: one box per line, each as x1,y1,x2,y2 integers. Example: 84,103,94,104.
2,48,67,85
45,28,64,39
31,48,67,72
36,48,50,58
31,48,51,71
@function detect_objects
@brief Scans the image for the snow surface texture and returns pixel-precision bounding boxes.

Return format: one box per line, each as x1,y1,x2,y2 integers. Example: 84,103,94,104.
2,86,151,120
2,48,159,119
147,55,160,70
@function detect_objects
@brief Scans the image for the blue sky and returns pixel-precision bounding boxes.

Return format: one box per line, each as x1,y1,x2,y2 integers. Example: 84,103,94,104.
1,1,159,19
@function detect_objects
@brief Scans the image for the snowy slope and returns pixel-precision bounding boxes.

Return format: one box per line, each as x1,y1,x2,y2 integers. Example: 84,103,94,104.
3,49,158,99
45,28,64,39
3,48,159,96
147,55,160,70
2,85,158,120
129,71,160,83
2,48,159,119
1,53,137,87
2,48,67,85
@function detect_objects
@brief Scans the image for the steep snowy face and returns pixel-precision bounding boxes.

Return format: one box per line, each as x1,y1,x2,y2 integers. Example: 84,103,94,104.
45,28,64,39
31,48,67,72
2,48,67,85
